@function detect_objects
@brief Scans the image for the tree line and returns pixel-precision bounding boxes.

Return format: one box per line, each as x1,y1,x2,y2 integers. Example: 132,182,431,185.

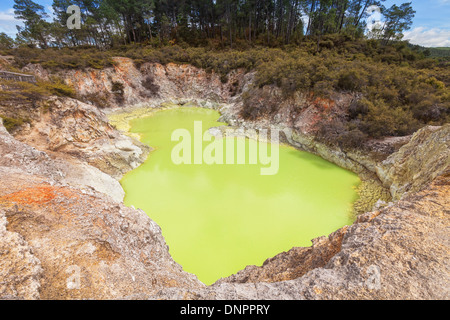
5,0,415,49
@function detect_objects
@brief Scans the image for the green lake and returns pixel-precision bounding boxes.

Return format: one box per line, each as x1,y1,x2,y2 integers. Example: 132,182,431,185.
121,107,360,285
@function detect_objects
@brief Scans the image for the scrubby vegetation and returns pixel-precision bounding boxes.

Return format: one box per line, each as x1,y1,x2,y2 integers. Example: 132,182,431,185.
9,45,114,71
0,77,75,103
2,0,448,148
2,34,449,146
231,38,448,144
0,115,30,133
409,44,450,60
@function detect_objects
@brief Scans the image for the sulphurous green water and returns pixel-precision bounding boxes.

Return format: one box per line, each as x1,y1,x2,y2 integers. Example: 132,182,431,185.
121,107,360,285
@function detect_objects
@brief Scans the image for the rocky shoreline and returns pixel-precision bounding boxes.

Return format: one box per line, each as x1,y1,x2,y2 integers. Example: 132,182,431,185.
0,58,449,299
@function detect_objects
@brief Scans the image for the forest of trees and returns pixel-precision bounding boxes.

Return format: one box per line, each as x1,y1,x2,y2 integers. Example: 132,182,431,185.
4,0,415,49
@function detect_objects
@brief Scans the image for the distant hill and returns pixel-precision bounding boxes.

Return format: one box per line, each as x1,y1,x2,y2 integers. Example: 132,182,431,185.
408,44,450,59
428,47,450,58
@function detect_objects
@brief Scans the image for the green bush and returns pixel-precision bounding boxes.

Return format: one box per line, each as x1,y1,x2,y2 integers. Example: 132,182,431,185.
361,100,420,137
0,115,30,133
0,77,75,104
39,78,76,97
337,70,365,91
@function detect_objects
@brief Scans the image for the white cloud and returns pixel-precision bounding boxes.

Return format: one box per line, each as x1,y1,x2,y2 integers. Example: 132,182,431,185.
46,5,56,19
0,6,56,38
0,8,22,37
403,27,450,47
0,8,16,22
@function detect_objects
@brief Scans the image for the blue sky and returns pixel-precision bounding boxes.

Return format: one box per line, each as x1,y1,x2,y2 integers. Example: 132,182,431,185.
0,0,449,47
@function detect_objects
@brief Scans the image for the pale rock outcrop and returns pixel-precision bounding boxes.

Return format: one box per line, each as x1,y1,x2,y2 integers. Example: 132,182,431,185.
57,160,125,202
59,57,246,108
16,96,149,180
0,117,63,181
215,226,349,284
0,208,43,300
377,124,450,200
21,63,50,82
0,120,204,299
1,117,126,203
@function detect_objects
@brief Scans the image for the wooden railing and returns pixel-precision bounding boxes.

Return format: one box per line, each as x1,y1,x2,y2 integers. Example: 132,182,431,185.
0,71,36,84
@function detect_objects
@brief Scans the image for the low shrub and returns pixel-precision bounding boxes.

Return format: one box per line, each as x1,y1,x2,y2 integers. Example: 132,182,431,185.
0,77,75,104
39,78,76,97
0,115,30,133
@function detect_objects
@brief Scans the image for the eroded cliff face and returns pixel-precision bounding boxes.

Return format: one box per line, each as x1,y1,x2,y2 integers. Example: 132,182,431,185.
15,96,150,181
377,125,450,200
0,57,447,299
0,119,204,299
58,57,247,108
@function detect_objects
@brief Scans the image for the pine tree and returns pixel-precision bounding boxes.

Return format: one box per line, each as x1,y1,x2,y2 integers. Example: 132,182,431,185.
13,0,50,48
380,2,415,44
